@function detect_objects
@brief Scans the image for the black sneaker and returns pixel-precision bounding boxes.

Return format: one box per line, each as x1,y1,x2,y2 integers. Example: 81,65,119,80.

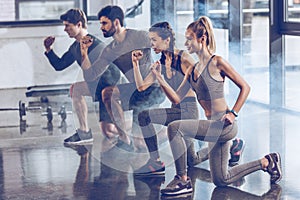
64,129,93,145
229,138,245,167
161,175,193,196
115,139,134,152
134,159,165,177
264,152,282,184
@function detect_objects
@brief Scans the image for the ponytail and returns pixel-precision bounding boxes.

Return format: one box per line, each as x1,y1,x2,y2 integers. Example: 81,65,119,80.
150,22,178,71
187,16,216,54
149,21,175,53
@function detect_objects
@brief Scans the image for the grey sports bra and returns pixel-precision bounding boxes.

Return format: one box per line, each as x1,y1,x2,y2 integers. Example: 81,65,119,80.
189,55,224,101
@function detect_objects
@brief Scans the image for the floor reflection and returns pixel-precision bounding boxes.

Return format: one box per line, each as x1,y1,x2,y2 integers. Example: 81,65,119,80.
134,176,165,200
0,94,300,199
211,184,282,200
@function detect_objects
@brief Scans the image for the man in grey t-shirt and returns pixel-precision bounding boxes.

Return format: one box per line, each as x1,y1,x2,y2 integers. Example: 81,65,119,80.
81,5,165,151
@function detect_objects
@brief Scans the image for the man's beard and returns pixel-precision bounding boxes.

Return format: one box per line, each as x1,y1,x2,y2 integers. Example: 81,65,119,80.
103,25,116,38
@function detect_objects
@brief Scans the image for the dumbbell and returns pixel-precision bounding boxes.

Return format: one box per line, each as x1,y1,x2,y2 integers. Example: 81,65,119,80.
0,100,41,120
41,105,72,123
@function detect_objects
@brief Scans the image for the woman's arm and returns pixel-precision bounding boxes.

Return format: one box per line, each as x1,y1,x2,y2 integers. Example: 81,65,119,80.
152,62,191,104
132,50,156,91
216,56,250,119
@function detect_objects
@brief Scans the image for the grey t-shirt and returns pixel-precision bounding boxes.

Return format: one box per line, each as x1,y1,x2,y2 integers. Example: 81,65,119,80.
84,29,152,83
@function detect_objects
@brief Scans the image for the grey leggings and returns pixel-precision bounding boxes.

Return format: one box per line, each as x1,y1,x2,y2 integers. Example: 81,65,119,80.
167,111,263,186
138,97,208,166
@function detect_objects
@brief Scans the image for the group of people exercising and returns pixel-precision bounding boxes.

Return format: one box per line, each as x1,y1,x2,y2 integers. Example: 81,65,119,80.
43,5,282,197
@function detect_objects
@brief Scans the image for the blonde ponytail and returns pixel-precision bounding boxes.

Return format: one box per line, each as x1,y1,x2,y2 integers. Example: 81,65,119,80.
187,16,216,54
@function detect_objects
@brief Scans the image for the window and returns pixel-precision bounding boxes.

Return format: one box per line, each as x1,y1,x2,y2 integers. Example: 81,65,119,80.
0,0,82,26
286,0,300,22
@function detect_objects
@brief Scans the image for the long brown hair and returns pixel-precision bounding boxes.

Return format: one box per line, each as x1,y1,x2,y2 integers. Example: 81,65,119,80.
149,22,179,71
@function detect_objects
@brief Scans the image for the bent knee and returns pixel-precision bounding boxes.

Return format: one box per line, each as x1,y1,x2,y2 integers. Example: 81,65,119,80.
102,86,118,103
167,121,182,140
211,176,230,187
71,82,89,98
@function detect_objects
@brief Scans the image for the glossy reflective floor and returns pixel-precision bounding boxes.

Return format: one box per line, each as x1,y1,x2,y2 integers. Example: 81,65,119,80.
0,88,299,200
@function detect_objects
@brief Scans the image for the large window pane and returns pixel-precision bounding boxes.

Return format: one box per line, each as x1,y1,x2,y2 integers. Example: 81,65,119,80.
286,0,300,22
243,0,269,104
176,0,194,48
207,0,228,29
19,1,75,20
0,0,80,22
285,35,300,111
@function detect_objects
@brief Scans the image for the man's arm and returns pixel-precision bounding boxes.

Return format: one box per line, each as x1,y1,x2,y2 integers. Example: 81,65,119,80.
80,36,110,81
44,36,75,71
45,48,75,71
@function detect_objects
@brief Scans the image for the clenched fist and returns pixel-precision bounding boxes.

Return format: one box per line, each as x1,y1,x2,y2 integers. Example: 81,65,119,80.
44,36,55,52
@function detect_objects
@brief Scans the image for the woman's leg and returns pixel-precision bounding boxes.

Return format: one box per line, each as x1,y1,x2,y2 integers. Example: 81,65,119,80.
138,101,200,162
138,106,185,160
168,119,264,186
134,101,201,176
167,119,238,176
209,141,262,186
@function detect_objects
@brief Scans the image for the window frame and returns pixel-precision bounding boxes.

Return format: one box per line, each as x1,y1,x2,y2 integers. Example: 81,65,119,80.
0,0,88,27
279,0,300,36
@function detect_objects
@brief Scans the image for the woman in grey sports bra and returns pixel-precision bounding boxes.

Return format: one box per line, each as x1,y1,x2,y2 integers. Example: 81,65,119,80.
131,22,201,176
131,22,243,178
151,17,282,196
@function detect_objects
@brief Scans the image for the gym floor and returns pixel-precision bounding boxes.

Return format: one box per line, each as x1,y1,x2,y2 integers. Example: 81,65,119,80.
0,88,299,200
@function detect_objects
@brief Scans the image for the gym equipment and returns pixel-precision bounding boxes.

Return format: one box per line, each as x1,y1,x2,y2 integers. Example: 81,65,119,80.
0,100,41,120
41,105,72,123
26,83,71,99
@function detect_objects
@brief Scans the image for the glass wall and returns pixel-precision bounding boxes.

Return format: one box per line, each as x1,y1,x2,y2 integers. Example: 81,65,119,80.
2,0,300,112
243,0,270,104
203,0,270,104
175,0,194,48
0,0,80,21
285,36,300,112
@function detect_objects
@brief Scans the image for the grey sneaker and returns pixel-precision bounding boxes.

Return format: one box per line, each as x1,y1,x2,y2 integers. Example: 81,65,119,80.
264,152,282,184
64,129,93,145
161,175,193,196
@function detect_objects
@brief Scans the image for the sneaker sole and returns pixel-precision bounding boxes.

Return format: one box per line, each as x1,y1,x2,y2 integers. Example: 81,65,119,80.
161,192,193,199
229,140,245,167
64,138,94,145
161,187,193,196
272,152,282,184
134,171,165,177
